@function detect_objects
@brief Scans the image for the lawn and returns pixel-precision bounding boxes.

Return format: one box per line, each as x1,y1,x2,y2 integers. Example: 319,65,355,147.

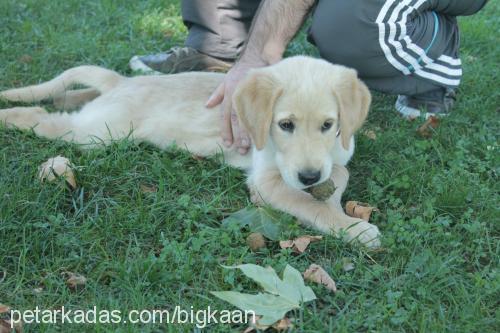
0,1,498,332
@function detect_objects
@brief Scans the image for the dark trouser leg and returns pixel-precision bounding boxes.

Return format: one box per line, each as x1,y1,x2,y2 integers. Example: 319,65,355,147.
182,0,262,60
426,0,488,16
308,0,487,96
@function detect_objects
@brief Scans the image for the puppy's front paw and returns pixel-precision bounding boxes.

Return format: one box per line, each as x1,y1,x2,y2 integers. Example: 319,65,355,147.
345,220,381,249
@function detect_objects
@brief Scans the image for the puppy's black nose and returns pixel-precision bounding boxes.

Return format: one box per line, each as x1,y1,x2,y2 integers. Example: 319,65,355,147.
298,170,321,186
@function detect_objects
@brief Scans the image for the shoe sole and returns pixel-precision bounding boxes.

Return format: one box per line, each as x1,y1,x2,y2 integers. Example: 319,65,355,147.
395,99,449,120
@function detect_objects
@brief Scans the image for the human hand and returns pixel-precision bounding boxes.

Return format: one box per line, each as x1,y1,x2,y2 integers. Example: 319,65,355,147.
205,62,263,155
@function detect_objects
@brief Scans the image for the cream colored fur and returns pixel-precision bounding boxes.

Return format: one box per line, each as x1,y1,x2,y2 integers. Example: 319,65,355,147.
0,56,380,248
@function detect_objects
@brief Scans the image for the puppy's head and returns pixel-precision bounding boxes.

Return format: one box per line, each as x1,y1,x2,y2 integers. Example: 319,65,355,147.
233,56,371,190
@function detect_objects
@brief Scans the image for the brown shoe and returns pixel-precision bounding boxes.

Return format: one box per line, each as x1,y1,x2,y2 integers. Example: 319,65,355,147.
129,46,233,74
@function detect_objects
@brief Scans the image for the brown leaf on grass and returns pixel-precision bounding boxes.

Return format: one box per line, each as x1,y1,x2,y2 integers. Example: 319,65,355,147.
362,129,377,140
279,236,323,253
272,317,293,331
303,264,337,292
243,315,293,332
0,305,23,333
0,320,11,333
243,315,267,332
345,201,378,221
38,156,77,189
62,272,87,290
416,116,440,138
140,184,157,193
243,317,262,332
18,54,32,63
0,320,22,333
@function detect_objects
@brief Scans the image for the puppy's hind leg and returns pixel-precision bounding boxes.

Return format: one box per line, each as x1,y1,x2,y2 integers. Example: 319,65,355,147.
0,107,75,142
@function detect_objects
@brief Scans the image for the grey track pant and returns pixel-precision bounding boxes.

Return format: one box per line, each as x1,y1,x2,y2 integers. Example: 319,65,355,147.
182,0,262,60
181,0,488,95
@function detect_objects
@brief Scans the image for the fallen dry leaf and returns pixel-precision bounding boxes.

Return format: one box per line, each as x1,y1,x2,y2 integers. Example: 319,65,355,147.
140,184,157,193
0,320,22,333
279,235,323,253
243,315,267,332
244,315,293,332
62,272,87,289
38,156,77,189
246,232,266,251
0,305,23,333
303,264,337,292
272,317,293,331
345,201,378,221
0,320,11,333
18,54,32,63
416,116,440,138
363,129,377,140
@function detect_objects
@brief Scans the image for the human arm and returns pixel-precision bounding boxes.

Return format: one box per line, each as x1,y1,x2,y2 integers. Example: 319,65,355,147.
205,0,316,154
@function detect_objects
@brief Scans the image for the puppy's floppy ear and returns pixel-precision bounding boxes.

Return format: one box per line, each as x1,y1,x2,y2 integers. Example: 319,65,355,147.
332,68,371,150
233,69,282,150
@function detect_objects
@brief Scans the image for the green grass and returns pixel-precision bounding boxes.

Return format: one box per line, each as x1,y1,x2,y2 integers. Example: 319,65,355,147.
0,1,499,332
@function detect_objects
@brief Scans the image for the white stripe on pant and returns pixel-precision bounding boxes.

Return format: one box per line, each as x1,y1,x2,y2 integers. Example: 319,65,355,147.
376,0,462,87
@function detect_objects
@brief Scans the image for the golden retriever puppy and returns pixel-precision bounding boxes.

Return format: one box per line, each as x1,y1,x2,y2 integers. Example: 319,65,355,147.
0,56,381,247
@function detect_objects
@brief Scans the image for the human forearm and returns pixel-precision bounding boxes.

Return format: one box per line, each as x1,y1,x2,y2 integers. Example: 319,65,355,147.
239,0,315,65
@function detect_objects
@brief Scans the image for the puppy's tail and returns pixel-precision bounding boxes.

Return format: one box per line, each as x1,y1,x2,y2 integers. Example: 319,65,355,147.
0,66,124,103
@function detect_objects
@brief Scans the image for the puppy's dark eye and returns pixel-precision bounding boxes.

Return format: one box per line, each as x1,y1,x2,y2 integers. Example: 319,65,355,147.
279,120,295,132
321,120,333,132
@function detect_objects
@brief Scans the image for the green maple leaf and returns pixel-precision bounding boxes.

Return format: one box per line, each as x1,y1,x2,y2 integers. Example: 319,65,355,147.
222,207,282,240
211,264,316,326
